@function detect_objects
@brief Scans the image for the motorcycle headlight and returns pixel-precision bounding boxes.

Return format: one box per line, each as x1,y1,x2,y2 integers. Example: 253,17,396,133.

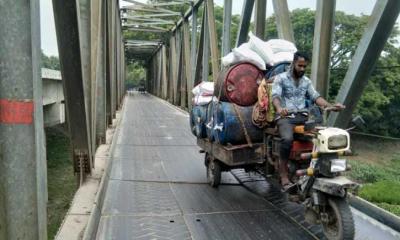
331,159,347,172
328,135,348,150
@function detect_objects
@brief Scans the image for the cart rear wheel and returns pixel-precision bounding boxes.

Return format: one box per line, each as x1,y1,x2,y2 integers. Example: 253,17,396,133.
207,159,221,188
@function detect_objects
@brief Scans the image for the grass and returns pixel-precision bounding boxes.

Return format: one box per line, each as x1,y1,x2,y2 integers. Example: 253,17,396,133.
346,135,400,216
46,126,76,239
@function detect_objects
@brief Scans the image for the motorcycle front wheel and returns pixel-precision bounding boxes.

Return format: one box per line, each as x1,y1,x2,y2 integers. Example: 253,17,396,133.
321,197,355,240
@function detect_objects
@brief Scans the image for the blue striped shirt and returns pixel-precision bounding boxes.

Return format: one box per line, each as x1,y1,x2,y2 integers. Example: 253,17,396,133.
272,71,320,111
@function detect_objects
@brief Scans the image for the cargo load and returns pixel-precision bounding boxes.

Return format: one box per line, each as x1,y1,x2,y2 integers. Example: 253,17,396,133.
191,33,297,145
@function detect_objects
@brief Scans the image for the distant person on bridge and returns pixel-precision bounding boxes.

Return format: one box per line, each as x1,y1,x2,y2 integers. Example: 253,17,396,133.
271,51,344,190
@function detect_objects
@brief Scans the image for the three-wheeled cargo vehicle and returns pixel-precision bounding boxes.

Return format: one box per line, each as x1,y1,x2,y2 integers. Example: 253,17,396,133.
196,107,358,240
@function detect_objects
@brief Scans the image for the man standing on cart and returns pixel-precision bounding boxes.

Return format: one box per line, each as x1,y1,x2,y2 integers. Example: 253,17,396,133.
271,51,344,191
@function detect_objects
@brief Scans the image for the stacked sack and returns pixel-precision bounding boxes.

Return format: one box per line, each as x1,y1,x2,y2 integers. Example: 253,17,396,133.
190,32,297,145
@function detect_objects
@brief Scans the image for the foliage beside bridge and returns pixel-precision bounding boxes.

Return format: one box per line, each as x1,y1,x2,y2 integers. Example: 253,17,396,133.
46,126,75,238
348,135,400,216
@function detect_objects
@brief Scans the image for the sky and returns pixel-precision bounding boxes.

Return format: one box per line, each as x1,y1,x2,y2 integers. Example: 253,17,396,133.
41,0,398,56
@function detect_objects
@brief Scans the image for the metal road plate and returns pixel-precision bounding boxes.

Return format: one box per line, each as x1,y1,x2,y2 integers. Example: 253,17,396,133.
96,216,191,240
171,184,275,214
184,211,315,240
119,124,193,138
158,146,207,183
112,145,207,183
102,180,181,216
113,145,160,160
110,156,168,182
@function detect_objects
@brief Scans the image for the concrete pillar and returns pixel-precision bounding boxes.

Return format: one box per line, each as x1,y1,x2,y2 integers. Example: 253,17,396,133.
311,0,336,99
0,0,46,238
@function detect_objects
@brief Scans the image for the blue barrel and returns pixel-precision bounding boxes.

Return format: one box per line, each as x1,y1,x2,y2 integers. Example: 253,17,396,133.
206,102,216,141
212,102,263,145
189,108,197,136
190,105,208,138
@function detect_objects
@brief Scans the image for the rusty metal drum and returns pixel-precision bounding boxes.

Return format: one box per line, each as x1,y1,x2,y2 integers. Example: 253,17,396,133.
214,63,263,106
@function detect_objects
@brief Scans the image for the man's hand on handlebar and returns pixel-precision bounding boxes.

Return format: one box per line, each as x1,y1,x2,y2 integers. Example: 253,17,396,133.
277,107,289,116
325,103,345,112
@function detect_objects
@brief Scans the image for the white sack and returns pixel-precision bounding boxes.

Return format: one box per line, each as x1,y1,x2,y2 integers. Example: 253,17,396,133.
231,43,266,70
248,32,274,65
273,51,294,64
222,52,236,67
192,81,214,96
192,95,215,105
265,39,297,53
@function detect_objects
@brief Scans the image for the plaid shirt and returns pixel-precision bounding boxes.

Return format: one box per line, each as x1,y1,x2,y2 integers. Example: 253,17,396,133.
272,71,320,111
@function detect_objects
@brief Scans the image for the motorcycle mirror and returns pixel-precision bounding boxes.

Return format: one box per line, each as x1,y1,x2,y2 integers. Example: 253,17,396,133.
351,115,366,130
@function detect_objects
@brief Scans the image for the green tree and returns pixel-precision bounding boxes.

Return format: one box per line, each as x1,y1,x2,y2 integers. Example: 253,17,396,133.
41,50,60,70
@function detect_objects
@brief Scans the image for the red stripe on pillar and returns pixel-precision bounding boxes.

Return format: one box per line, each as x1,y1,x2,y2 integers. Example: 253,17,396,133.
0,99,34,124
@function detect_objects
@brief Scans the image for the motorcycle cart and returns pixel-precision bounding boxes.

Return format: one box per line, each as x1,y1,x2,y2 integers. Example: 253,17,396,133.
196,107,359,240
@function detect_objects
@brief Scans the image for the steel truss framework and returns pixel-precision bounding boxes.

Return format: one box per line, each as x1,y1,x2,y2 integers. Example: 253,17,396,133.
0,0,399,238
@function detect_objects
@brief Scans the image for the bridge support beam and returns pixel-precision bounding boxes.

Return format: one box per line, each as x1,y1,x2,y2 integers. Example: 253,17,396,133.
183,19,192,109
53,0,92,180
254,0,267,39
0,0,47,238
222,0,232,57
272,0,294,42
328,0,400,128
162,46,169,99
206,0,220,81
236,0,255,47
91,0,107,145
202,7,210,82
190,6,198,87
77,0,94,167
194,10,205,86
311,0,336,99
175,30,183,105
169,34,177,102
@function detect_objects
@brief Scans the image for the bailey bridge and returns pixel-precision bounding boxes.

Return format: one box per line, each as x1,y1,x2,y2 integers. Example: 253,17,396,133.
0,0,400,239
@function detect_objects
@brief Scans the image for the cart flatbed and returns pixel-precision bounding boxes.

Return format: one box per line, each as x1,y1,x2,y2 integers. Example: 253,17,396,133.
197,138,265,167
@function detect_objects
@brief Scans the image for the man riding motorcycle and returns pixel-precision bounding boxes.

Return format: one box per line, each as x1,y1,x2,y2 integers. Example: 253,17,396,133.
271,51,344,191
